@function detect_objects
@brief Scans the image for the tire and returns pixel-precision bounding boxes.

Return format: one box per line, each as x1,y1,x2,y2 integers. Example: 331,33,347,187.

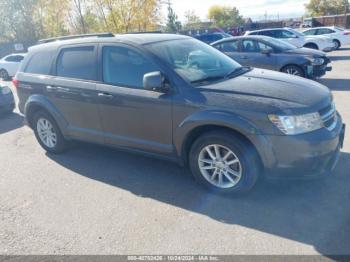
281,65,305,77
32,111,67,154
0,69,9,81
303,43,318,50
333,39,341,50
189,131,260,194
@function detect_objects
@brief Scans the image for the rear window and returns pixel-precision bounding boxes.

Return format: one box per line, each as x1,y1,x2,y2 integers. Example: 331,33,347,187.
25,51,53,75
56,46,96,81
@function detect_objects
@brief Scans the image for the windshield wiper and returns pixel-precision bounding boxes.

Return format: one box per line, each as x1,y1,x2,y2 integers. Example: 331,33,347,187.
191,75,226,84
225,66,251,79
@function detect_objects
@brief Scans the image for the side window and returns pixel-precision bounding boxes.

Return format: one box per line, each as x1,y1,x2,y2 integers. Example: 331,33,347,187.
102,46,159,89
56,46,96,81
5,55,23,62
25,51,53,75
279,30,295,39
257,41,274,52
220,40,239,52
242,40,258,52
258,31,273,37
317,28,335,35
303,29,317,35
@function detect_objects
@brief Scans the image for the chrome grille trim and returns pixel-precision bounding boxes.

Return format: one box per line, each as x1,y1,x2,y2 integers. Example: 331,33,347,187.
319,102,337,131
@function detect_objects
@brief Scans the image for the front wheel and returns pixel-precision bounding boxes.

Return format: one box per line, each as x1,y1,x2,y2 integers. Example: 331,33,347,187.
333,39,340,50
33,111,67,154
189,131,260,194
281,65,305,77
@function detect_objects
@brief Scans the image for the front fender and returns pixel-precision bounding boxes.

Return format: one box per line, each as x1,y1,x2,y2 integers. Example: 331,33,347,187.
24,94,68,135
174,110,276,168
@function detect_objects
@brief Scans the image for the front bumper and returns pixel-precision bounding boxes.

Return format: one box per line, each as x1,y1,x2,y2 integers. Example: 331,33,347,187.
262,113,345,180
306,62,332,79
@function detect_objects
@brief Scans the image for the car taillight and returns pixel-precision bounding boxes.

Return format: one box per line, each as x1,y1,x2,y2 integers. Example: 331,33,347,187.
344,32,350,35
12,78,19,88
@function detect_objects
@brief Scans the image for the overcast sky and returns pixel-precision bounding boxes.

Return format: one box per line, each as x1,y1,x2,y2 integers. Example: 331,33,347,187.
164,0,309,21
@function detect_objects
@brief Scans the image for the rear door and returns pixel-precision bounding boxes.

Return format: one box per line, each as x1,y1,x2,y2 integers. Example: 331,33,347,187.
49,44,103,142
95,44,173,155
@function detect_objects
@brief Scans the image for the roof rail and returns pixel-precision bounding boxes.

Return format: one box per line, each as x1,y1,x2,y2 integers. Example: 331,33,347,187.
38,32,114,44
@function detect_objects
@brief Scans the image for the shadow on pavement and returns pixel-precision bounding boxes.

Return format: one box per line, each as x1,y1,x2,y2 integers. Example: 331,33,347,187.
0,113,24,134
47,143,350,255
330,55,350,61
318,78,350,91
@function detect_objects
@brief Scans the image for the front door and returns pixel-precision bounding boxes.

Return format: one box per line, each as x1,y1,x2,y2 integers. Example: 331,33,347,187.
96,44,173,156
239,39,277,70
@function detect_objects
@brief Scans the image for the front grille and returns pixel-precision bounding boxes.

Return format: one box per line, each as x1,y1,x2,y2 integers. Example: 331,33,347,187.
319,102,337,131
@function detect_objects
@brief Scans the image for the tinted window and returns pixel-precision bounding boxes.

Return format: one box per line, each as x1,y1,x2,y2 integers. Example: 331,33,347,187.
303,29,317,35
242,40,258,52
103,46,159,88
57,46,96,81
5,55,24,62
25,51,53,75
258,30,276,37
217,40,239,52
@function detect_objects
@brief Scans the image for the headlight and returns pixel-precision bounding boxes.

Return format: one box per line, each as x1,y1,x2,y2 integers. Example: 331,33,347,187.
268,112,323,135
0,86,11,95
310,57,325,66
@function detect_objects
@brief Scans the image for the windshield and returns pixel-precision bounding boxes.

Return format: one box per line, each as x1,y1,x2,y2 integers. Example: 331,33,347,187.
262,37,296,50
146,38,243,84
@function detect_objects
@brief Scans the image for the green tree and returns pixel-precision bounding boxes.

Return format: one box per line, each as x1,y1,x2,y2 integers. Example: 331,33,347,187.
165,2,181,33
208,5,243,28
183,10,201,30
305,0,349,16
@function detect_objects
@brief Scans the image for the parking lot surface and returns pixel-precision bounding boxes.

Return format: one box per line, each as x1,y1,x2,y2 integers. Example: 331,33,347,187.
1,47,350,255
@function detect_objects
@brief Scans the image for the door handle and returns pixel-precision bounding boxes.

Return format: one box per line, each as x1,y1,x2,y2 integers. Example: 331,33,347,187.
46,85,57,91
56,86,71,92
98,92,113,98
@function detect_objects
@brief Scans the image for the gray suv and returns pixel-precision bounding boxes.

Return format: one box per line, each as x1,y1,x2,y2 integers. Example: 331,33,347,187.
15,33,345,194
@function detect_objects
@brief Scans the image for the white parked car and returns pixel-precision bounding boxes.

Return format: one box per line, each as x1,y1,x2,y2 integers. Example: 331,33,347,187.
0,53,26,80
302,26,350,50
245,28,335,52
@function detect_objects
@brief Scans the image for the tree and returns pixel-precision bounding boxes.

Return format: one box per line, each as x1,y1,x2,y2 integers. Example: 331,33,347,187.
208,5,243,28
165,2,181,33
305,0,349,16
0,0,39,43
183,10,201,30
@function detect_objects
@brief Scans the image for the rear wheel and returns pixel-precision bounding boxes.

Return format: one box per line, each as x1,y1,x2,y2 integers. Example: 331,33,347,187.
281,65,305,77
0,69,9,80
303,43,318,50
33,111,67,154
333,39,340,50
189,131,260,194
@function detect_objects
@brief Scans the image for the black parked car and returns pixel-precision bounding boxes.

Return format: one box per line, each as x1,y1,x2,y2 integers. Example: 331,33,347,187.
194,32,232,44
0,84,15,114
212,36,332,79
15,33,345,194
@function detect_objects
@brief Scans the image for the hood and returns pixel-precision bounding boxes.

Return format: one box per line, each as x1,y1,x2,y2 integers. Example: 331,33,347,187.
199,68,331,114
285,47,326,57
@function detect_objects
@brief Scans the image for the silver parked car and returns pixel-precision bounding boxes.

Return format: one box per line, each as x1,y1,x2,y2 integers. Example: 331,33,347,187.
212,35,332,79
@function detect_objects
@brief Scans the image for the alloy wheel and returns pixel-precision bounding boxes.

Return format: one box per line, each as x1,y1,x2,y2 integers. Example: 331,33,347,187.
37,118,57,148
198,144,242,189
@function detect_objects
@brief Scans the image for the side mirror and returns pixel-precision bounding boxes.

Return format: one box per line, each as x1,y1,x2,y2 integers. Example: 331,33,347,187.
143,71,167,92
292,34,299,38
261,48,272,55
